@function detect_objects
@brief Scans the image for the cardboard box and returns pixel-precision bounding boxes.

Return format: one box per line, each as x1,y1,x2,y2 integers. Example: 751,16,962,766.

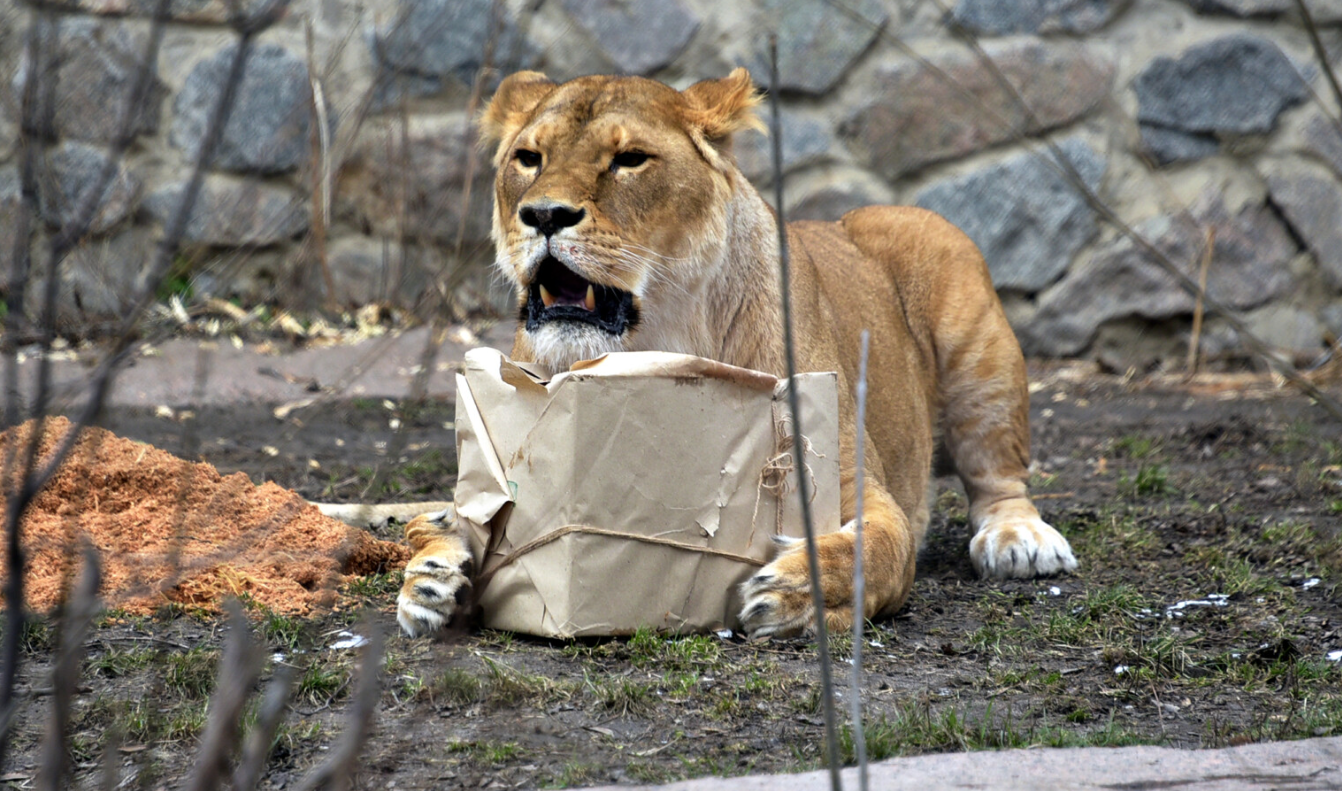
452,348,841,637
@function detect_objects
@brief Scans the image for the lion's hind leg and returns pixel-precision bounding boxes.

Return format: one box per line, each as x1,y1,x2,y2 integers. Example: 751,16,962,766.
396,509,475,637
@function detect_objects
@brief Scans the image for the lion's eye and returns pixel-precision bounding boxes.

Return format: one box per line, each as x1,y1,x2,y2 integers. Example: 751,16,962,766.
515,149,542,168
611,151,650,171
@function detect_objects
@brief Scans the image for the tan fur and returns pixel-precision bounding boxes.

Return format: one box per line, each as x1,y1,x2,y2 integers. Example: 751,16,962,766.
395,70,1076,638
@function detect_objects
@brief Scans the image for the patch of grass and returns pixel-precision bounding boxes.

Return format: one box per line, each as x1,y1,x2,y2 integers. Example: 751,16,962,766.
8,618,54,654
544,761,599,788
424,668,482,706
342,571,401,598
481,655,556,705
259,609,304,651
163,648,219,699
297,660,350,704
844,702,1154,761
95,697,209,746
90,646,156,678
624,760,672,784
587,673,654,715
1120,464,1175,497
628,626,721,671
1113,435,1160,460
447,739,523,765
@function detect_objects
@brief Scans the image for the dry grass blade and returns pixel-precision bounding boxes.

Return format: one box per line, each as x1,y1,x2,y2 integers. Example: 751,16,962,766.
183,601,264,791
35,545,101,791
231,665,296,791
293,617,384,791
1186,228,1214,376
767,35,843,791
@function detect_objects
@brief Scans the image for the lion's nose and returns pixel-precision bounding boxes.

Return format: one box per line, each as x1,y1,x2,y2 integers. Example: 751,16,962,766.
518,201,585,237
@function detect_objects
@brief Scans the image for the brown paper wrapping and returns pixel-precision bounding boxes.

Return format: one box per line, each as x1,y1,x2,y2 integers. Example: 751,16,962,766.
453,348,840,637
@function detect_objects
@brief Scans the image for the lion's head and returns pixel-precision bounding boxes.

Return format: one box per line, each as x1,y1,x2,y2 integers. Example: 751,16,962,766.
480,69,766,373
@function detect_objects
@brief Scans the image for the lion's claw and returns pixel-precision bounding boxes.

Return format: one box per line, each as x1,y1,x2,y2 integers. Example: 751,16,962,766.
396,510,474,638
737,549,819,638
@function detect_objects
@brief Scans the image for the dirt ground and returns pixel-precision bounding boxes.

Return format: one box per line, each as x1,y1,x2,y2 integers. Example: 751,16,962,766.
3,357,1342,790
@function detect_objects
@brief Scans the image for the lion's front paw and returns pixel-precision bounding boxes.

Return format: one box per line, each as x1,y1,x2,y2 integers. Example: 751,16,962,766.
737,538,855,639
396,509,474,638
970,515,1077,580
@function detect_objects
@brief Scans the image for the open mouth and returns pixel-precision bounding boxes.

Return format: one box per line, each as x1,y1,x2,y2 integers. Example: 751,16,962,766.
521,256,638,335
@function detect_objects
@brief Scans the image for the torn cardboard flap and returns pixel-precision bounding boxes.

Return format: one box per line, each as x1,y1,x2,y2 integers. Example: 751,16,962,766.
454,347,841,638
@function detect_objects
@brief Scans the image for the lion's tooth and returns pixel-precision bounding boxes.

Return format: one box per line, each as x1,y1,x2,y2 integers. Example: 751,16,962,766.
584,285,596,311
540,284,555,308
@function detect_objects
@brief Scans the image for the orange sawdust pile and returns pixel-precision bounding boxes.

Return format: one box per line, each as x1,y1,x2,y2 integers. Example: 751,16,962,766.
0,416,409,615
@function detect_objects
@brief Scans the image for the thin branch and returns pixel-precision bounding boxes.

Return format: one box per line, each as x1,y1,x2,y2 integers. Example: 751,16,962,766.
292,617,383,791
850,330,870,791
35,544,100,791
768,35,843,791
183,601,264,791
231,665,296,791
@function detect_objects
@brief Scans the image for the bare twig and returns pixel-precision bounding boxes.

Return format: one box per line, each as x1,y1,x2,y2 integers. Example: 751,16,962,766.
35,545,100,791
183,601,265,791
232,665,297,791
1186,228,1214,375
306,18,337,309
292,616,384,791
850,330,870,791
97,722,124,791
768,35,843,791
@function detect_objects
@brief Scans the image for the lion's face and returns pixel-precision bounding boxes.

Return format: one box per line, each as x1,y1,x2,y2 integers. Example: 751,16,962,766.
481,70,764,372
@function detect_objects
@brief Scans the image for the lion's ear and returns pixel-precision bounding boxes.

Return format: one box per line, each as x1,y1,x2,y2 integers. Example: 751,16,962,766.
681,68,766,145
480,71,556,154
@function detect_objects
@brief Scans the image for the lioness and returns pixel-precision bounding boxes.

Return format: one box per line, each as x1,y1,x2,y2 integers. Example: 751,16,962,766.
392,68,1077,639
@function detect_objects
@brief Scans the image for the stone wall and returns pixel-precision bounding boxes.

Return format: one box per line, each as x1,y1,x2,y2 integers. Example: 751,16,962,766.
3,0,1342,364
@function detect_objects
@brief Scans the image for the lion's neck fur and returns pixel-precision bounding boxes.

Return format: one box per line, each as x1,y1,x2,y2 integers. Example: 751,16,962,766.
629,171,787,376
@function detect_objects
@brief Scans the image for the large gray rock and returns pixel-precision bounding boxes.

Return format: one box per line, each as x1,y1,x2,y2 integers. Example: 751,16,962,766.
1179,0,1342,23
372,0,534,85
1134,34,1308,163
841,41,1113,181
1242,303,1324,354
44,0,279,23
788,183,886,223
0,168,23,282
341,114,493,248
10,17,167,144
560,0,700,75
326,236,434,307
144,176,308,247
36,142,140,236
1264,161,1342,289
750,0,885,94
915,137,1105,292
733,113,834,186
52,228,156,327
170,43,317,175
1023,198,1297,355
1299,112,1342,178
952,0,1130,34
1323,303,1342,337
1138,125,1220,166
